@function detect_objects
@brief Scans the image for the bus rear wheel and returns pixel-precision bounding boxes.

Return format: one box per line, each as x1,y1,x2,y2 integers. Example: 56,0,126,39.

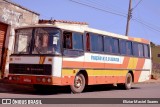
118,73,132,90
70,73,85,93
125,73,132,89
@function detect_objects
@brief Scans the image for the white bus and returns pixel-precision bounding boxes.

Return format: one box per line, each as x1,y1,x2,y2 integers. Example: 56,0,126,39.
8,20,151,93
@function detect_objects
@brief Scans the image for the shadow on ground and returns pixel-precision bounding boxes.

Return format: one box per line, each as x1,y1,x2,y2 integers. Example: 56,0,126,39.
0,83,141,95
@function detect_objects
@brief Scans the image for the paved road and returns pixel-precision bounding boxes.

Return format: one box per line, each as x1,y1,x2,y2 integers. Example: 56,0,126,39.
0,82,160,107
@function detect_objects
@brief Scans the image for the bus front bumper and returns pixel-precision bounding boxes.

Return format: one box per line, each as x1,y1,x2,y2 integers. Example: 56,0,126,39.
7,74,75,85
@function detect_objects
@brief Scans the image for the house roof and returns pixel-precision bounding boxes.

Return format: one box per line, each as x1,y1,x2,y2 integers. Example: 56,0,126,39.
3,0,40,15
39,19,88,25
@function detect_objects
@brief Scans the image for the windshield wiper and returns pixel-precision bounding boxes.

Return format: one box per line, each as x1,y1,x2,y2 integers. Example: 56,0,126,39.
34,46,42,54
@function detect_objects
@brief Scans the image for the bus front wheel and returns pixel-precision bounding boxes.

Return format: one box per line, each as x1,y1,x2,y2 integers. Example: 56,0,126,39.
70,73,85,93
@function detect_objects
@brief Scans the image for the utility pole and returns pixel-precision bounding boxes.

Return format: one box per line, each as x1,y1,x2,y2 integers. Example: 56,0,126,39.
125,0,132,36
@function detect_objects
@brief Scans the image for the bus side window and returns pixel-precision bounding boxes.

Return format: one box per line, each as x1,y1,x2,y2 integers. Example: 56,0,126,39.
63,32,72,49
86,33,90,51
144,44,150,58
126,41,132,56
138,43,144,57
111,38,119,54
133,42,139,57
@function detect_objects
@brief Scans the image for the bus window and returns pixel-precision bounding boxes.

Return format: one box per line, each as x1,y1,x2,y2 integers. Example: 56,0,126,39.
63,32,72,49
14,29,32,54
120,39,126,55
133,42,139,56
72,32,83,50
104,36,112,53
126,41,132,55
144,44,150,58
133,42,144,57
90,33,103,52
33,28,61,54
111,38,119,54
138,43,144,57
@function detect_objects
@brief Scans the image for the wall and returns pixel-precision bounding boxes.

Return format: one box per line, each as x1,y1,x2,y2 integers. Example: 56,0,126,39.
151,42,160,78
0,0,39,77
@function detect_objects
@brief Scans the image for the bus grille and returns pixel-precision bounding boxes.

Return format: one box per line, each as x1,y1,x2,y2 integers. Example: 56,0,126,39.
9,64,52,75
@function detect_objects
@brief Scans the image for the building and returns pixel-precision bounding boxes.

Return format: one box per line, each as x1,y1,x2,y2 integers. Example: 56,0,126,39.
151,42,160,75
0,0,39,78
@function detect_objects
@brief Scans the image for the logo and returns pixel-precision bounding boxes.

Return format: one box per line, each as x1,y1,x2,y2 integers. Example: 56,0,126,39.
2,99,11,104
1,99,42,104
23,78,31,82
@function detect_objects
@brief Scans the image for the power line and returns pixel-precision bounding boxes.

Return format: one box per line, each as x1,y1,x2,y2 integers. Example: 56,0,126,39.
86,0,127,15
132,18,160,33
132,0,143,11
69,0,160,33
133,17,160,30
69,0,127,17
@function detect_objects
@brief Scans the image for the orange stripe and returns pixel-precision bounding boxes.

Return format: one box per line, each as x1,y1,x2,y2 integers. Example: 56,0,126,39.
141,39,150,44
105,57,130,69
88,76,126,85
63,57,130,69
134,58,145,82
122,57,130,68
84,62,104,68
8,75,126,86
61,76,75,85
61,76,126,85
63,61,84,68
128,37,149,44
39,56,45,64
128,37,134,41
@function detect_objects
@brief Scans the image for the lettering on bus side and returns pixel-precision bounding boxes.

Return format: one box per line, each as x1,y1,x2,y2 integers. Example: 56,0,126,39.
91,55,120,62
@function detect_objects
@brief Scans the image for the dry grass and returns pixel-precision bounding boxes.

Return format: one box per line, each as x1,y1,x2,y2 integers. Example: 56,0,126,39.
152,69,160,79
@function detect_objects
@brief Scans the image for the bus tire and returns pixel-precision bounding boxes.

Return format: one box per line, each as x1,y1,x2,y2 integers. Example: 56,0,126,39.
124,73,132,90
117,73,132,90
70,73,85,93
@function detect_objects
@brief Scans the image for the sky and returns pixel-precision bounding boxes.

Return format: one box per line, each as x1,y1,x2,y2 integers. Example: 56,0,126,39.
12,0,160,45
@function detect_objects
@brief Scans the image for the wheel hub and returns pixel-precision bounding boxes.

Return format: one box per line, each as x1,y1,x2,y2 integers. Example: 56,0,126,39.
127,75,132,86
75,76,82,88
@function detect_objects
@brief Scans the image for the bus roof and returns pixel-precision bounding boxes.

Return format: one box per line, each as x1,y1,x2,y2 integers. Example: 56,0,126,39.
15,20,150,44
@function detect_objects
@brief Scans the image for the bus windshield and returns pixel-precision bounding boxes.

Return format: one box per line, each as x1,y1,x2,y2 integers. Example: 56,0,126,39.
14,28,61,55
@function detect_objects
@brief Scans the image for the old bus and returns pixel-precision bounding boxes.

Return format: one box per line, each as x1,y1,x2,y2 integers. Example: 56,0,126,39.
8,20,151,93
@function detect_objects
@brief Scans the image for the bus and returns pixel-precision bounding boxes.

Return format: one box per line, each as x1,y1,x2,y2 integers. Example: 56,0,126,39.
7,20,152,93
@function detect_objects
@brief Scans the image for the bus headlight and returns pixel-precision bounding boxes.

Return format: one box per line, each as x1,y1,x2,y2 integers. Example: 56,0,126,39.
42,78,46,83
36,77,41,82
47,78,51,83
13,76,16,80
9,76,12,80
